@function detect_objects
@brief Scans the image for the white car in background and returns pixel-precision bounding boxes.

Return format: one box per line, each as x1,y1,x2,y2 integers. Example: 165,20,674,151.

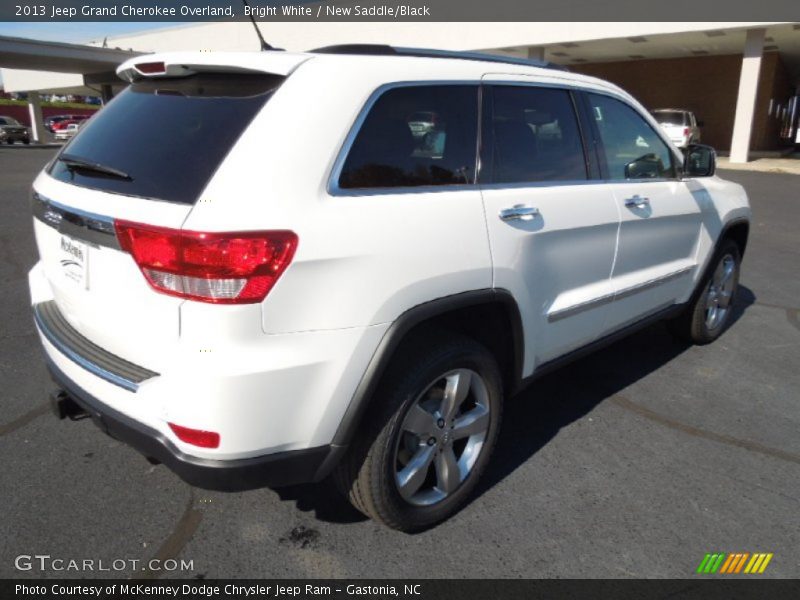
29,47,750,531
651,108,702,148
54,122,81,141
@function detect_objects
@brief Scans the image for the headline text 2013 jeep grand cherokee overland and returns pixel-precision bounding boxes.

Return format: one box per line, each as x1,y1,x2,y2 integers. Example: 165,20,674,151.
29,46,750,531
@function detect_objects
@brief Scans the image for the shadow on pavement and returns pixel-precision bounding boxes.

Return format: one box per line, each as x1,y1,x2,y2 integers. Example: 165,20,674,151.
273,286,756,527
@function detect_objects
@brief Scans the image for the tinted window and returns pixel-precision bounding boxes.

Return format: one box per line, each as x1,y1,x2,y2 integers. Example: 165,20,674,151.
652,111,687,126
338,85,478,189
590,94,674,180
489,86,587,184
48,73,284,204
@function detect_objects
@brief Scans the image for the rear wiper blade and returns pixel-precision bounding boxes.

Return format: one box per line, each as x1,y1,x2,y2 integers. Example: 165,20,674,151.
59,153,132,181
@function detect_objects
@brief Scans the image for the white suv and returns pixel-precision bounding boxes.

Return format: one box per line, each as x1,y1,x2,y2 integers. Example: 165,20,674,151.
29,46,750,531
651,108,702,149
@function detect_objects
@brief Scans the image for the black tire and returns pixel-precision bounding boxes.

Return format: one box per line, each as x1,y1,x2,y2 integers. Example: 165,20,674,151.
23,138,30,145
334,332,503,532
669,239,741,344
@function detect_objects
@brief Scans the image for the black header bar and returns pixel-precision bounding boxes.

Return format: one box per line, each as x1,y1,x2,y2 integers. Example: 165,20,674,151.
2,0,799,22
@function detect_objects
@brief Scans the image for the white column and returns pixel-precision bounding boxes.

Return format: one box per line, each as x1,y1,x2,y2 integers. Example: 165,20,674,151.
527,46,545,62
729,28,766,163
27,91,46,144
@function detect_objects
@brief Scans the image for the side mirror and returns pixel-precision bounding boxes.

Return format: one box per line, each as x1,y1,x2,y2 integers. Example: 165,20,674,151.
624,153,664,179
684,144,716,178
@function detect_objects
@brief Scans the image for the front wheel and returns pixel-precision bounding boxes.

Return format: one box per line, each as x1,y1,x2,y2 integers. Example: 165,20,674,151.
669,239,741,344
334,334,503,531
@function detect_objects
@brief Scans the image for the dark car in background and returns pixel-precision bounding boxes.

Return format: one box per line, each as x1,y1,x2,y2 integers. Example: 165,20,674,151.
0,116,30,144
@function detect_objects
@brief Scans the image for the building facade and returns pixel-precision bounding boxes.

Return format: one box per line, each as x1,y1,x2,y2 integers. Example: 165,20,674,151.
2,21,799,159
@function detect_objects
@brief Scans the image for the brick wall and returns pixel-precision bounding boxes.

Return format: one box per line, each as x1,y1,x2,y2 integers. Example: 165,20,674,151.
572,52,790,152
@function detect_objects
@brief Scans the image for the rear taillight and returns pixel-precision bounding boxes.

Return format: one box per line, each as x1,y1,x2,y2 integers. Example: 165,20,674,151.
135,61,166,75
168,423,220,448
114,220,298,304
684,127,690,136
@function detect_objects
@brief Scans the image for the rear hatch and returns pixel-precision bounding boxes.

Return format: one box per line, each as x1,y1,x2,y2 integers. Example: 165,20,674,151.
32,54,302,371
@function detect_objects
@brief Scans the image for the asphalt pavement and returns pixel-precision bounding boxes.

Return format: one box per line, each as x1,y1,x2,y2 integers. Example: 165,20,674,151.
1,147,798,579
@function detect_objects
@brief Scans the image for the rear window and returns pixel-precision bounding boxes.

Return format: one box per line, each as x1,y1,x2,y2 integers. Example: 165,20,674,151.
48,73,284,204
652,111,687,125
338,85,479,190
489,86,587,184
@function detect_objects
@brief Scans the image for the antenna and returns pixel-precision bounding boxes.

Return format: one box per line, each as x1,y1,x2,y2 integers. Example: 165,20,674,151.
241,0,277,51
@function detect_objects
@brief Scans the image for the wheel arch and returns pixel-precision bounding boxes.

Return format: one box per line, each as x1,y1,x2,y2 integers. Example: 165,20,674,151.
327,289,524,453
685,217,750,308
721,218,749,259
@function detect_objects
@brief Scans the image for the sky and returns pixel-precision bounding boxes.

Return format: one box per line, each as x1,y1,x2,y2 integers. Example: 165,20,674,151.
0,22,181,45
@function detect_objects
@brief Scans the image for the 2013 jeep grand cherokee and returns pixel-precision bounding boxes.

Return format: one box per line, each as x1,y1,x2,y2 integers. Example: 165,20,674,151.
29,46,750,531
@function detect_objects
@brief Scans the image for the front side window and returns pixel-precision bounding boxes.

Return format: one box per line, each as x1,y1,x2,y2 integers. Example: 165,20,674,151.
489,86,587,184
590,94,675,180
338,85,479,190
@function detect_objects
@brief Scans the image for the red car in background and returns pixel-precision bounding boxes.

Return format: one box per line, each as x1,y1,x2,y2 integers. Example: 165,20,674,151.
45,114,91,133
51,115,90,132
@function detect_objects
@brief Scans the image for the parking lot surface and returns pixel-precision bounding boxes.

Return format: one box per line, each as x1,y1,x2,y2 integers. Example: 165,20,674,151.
1,147,798,578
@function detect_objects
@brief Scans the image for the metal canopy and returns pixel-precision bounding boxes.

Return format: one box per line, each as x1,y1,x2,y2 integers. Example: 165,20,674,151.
0,35,141,74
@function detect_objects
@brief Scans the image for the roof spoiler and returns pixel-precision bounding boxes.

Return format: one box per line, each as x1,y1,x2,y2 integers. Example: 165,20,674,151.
116,52,312,82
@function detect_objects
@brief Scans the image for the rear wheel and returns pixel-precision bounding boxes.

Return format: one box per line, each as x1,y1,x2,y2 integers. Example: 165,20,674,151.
669,239,741,344
335,334,503,531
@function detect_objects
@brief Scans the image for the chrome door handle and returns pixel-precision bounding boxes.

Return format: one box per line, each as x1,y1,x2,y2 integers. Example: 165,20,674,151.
499,204,540,222
624,195,650,208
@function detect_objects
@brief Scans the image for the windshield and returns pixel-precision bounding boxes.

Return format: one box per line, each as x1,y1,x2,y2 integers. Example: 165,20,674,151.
652,111,687,126
0,117,21,126
47,73,284,205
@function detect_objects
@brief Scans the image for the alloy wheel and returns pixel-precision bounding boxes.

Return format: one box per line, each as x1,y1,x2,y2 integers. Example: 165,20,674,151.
393,369,491,506
704,253,737,330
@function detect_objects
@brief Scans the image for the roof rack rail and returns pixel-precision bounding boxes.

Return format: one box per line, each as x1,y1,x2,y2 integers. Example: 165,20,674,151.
310,44,569,72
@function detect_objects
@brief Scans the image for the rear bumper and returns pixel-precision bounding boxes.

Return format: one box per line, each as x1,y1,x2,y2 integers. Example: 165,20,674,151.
46,357,337,491
29,259,387,459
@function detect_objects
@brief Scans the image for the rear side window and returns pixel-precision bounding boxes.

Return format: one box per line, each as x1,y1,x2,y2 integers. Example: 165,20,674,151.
48,73,284,204
338,85,479,190
489,86,587,184
590,94,675,180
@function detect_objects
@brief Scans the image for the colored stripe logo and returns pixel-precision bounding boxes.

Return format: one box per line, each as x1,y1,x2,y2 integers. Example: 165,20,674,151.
696,552,773,574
